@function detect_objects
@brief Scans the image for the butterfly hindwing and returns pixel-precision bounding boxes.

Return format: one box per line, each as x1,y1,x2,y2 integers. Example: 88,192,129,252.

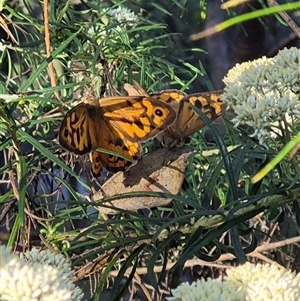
89,112,141,176
59,103,92,155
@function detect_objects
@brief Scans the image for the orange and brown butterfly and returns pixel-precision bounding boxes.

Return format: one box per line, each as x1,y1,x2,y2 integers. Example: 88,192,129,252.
124,81,227,147
59,90,176,177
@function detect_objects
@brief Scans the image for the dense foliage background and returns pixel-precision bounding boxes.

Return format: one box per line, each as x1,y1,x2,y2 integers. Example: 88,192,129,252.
0,0,299,300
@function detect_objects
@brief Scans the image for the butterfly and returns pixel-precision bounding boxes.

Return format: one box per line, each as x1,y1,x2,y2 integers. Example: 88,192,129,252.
124,82,227,147
59,94,176,177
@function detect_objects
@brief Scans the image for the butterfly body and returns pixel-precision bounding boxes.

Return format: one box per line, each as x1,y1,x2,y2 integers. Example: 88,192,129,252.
59,95,176,177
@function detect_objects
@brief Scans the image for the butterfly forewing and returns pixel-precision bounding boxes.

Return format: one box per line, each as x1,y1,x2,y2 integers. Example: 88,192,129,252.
178,90,226,138
188,91,225,118
156,90,226,147
100,96,176,141
149,90,187,107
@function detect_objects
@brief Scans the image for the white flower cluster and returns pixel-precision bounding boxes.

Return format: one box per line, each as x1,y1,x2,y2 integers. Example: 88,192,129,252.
169,278,244,301
106,7,138,23
228,262,300,300
0,246,83,301
87,7,138,48
222,47,300,145
168,262,300,301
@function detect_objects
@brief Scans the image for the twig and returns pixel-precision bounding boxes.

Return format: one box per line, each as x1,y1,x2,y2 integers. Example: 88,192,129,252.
43,0,62,106
131,270,154,301
267,0,300,38
108,236,300,277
